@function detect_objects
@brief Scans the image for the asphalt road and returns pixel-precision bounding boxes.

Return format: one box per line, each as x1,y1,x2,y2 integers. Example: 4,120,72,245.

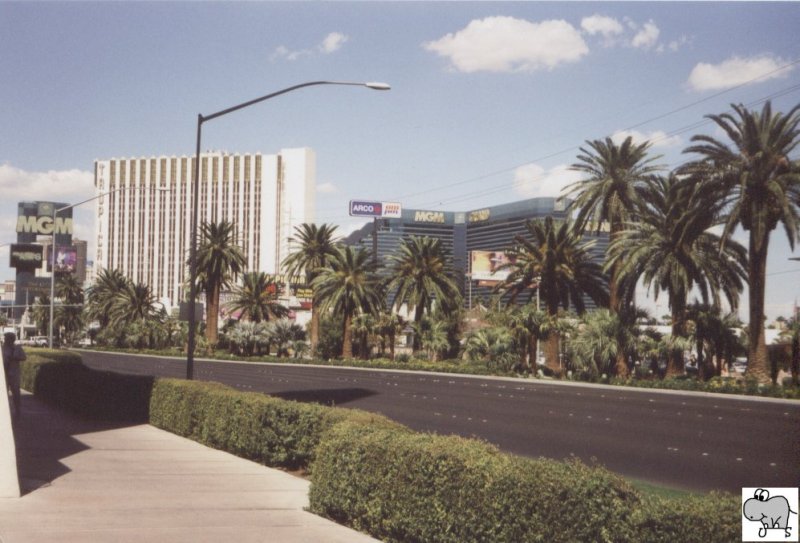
77,350,800,492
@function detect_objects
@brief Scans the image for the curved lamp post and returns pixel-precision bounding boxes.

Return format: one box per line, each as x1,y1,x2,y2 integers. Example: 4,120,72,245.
48,187,169,348
186,80,390,379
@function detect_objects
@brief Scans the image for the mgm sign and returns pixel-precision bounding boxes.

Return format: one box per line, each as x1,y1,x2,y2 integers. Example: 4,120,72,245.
11,202,73,319
16,202,73,239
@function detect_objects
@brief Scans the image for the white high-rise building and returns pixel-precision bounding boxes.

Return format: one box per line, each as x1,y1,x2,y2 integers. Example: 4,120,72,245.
93,148,315,310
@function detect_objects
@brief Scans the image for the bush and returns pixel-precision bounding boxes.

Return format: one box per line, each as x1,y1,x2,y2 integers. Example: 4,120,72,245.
310,421,641,543
21,350,153,421
149,378,399,471
629,493,740,543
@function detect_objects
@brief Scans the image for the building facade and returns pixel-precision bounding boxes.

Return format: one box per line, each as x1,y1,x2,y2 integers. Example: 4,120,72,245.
346,197,608,310
94,148,315,310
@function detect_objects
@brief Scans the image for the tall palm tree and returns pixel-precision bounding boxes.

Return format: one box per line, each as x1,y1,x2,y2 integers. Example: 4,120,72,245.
227,272,289,323
566,136,663,313
495,217,609,374
192,220,246,349
385,235,462,351
682,101,800,383
608,174,747,377
282,223,339,355
312,245,383,359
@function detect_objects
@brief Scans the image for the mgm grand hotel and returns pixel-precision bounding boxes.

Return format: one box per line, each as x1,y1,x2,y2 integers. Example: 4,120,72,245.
345,197,609,309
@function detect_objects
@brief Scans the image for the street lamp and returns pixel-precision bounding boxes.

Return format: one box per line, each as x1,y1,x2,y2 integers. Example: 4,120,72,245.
48,187,169,348
186,80,390,380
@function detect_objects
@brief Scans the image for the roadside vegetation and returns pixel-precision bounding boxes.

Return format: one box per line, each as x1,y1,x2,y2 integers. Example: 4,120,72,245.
25,101,800,398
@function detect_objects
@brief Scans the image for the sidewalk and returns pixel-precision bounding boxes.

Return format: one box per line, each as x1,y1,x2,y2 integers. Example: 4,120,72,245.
0,393,380,543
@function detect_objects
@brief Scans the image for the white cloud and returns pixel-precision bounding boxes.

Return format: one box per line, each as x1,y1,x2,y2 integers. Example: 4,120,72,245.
513,163,582,198
611,129,682,149
631,20,660,49
687,54,793,92
317,182,338,194
581,15,624,38
319,32,349,54
423,16,588,73
271,32,349,62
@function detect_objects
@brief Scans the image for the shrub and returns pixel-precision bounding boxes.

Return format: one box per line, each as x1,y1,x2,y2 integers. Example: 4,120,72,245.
21,350,153,421
629,493,740,543
310,421,641,543
149,378,400,471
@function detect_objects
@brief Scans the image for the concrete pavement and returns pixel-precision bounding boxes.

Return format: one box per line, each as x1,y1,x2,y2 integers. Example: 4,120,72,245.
0,392,380,542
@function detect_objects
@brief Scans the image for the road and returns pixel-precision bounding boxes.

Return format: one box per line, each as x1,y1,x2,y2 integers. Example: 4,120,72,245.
77,350,800,492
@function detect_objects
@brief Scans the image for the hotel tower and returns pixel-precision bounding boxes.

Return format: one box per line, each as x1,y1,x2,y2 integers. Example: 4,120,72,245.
93,148,315,310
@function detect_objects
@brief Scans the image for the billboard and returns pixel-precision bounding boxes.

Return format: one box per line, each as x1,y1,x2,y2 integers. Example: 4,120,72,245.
47,245,78,273
9,244,43,270
470,250,515,282
349,200,402,218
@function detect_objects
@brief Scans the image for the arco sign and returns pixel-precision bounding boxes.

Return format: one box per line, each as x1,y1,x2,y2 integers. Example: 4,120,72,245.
349,200,402,218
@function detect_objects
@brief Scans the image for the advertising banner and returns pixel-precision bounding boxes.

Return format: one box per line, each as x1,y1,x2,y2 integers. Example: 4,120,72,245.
349,200,402,218
47,245,78,273
470,250,515,282
9,244,43,270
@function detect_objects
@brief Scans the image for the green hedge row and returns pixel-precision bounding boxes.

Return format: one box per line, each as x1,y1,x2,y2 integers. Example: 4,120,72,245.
149,378,399,470
21,353,741,542
611,374,800,399
21,350,154,421
309,421,740,543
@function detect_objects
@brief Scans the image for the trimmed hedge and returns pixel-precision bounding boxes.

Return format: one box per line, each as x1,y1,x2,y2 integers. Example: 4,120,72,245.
21,350,154,421
22,352,742,542
309,421,641,543
149,378,399,470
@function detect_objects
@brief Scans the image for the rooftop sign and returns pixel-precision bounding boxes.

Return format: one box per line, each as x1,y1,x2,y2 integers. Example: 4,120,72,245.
349,200,402,218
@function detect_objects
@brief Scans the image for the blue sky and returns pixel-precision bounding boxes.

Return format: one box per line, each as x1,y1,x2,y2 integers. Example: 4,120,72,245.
1,2,799,320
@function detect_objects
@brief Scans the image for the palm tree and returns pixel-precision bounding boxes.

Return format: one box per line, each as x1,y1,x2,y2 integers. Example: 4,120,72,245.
312,245,383,359
192,220,246,349
495,217,609,374
109,282,162,349
55,273,84,346
682,101,800,383
608,174,747,377
566,136,663,313
375,311,405,360
227,272,289,323
413,316,450,362
86,268,131,329
385,236,462,351
282,223,339,355
506,304,550,370
569,309,639,378
351,313,375,359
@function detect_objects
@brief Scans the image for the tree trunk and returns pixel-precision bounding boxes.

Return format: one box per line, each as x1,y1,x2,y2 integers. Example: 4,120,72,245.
342,315,353,359
666,300,686,378
205,284,220,350
791,331,799,387
389,331,396,360
309,299,320,355
746,234,771,384
528,335,538,370
544,332,560,376
412,304,425,352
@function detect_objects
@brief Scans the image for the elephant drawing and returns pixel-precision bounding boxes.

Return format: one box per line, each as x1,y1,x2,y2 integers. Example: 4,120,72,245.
743,489,797,538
